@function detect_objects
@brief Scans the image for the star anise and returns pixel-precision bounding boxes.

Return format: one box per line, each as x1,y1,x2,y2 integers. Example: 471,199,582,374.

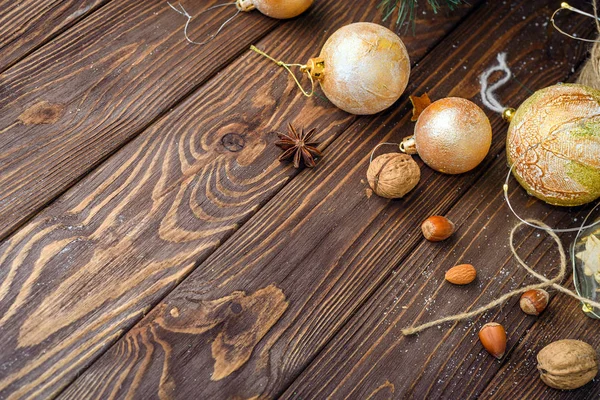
275,124,322,168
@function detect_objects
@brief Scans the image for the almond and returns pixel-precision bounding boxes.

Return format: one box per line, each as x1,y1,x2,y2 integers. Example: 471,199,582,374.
445,264,476,285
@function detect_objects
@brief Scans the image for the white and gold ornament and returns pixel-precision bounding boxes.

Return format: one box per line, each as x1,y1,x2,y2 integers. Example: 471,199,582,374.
252,22,410,115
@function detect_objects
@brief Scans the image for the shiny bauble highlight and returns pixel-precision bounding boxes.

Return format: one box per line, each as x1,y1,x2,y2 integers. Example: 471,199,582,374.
405,97,492,174
506,84,600,206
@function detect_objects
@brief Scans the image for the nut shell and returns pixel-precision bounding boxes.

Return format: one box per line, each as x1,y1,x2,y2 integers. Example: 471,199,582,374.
519,289,549,316
478,322,507,359
421,215,455,241
367,153,420,199
537,339,598,390
445,264,476,285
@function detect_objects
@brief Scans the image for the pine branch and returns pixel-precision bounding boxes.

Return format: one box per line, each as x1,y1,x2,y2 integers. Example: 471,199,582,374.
379,0,467,33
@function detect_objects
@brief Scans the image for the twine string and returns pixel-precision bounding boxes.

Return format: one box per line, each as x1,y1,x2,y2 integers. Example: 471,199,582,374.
249,45,315,97
168,1,239,45
402,219,600,336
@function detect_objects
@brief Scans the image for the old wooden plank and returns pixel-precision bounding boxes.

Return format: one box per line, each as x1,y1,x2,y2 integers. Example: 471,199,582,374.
58,1,594,399
0,1,472,398
0,0,109,73
282,151,595,399
482,278,600,399
0,0,279,242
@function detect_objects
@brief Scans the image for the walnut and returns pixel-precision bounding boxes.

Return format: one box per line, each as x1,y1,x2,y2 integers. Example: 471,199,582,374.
537,339,598,390
367,153,420,199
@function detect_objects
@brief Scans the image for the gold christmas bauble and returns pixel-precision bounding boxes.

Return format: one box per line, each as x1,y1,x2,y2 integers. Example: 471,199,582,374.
404,97,492,174
237,0,313,19
310,23,410,115
506,84,600,206
367,153,420,199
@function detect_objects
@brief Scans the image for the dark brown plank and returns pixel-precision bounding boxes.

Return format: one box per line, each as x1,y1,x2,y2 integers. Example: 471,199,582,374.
482,277,600,399
58,1,594,398
282,153,595,400
0,0,278,241
0,1,472,398
280,9,600,400
0,0,109,73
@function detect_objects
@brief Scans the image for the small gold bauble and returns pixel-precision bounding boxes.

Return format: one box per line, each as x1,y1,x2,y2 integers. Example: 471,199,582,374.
405,97,492,174
367,153,420,199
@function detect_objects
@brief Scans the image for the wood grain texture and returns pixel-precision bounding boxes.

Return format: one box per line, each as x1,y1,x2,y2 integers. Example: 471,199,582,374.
483,281,600,399
0,0,278,241
283,151,596,400
59,1,594,399
0,0,109,73
0,1,472,398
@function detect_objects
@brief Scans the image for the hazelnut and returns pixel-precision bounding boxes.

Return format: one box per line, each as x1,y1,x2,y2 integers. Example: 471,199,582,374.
367,153,420,199
421,215,455,241
478,322,507,359
519,289,549,316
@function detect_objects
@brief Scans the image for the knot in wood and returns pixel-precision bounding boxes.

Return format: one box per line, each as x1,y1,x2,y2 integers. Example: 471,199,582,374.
221,133,246,152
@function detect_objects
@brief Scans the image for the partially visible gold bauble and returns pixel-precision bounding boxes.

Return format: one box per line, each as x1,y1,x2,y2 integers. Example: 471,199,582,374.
410,97,492,174
237,0,313,19
506,84,600,206
314,23,410,115
367,153,420,199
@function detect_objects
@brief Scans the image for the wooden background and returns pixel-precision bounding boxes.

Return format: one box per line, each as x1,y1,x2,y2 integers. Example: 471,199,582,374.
0,0,599,398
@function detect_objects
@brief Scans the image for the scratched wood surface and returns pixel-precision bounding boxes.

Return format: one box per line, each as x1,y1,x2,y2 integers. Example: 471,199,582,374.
1,0,598,399
0,0,477,398
56,0,598,399
0,0,110,73
0,0,279,241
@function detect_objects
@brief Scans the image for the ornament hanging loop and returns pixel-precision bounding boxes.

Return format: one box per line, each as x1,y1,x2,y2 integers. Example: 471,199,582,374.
551,2,600,43
249,45,316,97
369,142,399,163
168,1,240,45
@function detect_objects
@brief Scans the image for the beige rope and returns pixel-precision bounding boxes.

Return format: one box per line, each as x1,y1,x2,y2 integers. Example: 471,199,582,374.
577,0,600,89
402,219,600,336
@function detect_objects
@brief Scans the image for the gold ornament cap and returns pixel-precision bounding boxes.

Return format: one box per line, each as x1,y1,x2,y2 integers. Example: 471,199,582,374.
236,0,255,12
502,107,516,122
302,57,325,81
399,136,418,154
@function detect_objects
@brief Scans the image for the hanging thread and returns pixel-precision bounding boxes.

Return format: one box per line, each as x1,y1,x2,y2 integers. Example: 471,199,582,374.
402,219,600,336
552,2,600,43
168,1,239,45
249,45,315,97
369,142,400,163
479,52,512,114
